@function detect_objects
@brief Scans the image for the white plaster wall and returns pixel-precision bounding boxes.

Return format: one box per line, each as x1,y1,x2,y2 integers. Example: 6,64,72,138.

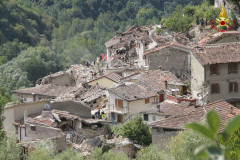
142,113,165,124
136,41,145,68
88,77,117,89
106,90,128,111
191,52,205,98
4,101,48,133
128,97,155,117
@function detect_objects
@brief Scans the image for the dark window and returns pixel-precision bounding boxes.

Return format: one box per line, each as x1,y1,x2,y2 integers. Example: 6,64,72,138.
145,98,150,104
211,83,220,94
210,64,219,75
228,63,238,74
31,126,36,131
229,82,238,92
143,114,149,121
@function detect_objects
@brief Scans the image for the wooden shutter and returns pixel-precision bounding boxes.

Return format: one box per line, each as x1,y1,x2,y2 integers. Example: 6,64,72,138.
235,82,238,92
145,98,149,104
216,65,220,75
235,63,238,73
217,84,220,93
159,94,164,102
228,64,230,74
115,99,118,108
119,100,123,108
229,82,232,93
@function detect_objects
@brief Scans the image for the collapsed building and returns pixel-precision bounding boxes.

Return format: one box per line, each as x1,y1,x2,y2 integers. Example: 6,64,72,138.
105,25,190,70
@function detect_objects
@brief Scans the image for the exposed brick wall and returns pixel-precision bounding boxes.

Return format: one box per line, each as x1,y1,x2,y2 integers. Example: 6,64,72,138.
167,95,196,105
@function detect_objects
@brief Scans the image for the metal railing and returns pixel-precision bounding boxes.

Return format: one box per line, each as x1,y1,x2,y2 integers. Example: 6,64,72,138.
108,104,128,114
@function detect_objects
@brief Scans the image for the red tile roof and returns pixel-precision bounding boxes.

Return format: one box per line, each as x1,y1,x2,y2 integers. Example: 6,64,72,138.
204,100,240,131
149,108,204,130
108,82,156,101
139,70,180,91
144,42,189,55
150,100,240,132
192,42,240,65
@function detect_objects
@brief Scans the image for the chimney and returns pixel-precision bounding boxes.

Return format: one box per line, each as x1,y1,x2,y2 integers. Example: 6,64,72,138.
24,110,28,123
157,104,160,113
164,81,168,89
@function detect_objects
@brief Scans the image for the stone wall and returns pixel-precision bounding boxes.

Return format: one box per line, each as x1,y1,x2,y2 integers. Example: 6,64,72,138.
146,47,189,77
25,123,63,141
205,63,240,103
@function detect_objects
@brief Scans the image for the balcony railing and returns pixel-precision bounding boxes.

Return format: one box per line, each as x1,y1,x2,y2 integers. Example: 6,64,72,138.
108,104,128,114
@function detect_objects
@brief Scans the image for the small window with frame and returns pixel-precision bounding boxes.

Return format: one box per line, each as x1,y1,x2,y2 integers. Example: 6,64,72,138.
31,125,36,132
143,114,149,121
229,82,238,93
211,83,220,94
210,64,219,75
228,63,238,74
145,98,150,104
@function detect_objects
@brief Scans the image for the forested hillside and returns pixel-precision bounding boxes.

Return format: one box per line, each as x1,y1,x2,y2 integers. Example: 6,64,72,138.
0,0,204,94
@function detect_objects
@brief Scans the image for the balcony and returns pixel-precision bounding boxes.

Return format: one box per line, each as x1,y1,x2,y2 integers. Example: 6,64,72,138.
108,104,128,114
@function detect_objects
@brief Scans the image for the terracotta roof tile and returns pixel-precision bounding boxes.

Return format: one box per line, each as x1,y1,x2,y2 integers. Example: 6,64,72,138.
144,41,189,55
108,82,156,101
139,70,180,91
150,100,240,132
192,42,240,65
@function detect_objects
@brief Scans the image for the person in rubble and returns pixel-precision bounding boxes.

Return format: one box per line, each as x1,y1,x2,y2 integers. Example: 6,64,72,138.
101,112,106,119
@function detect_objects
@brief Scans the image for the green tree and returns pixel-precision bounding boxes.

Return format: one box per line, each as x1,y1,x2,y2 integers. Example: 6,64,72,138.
186,110,240,159
0,133,21,160
115,115,152,146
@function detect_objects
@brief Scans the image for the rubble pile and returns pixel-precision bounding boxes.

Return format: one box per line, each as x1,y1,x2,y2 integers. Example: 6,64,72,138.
66,64,95,87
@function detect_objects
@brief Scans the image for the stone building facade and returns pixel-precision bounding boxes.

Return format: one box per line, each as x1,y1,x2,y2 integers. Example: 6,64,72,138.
144,42,190,78
191,42,240,106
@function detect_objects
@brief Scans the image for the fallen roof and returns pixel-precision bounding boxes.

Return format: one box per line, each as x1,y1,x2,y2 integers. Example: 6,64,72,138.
81,84,106,103
139,70,180,92
12,84,79,97
108,82,156,101
192,42,240,65
87,72,122,83
149,100,240,132
144,42,189,55
198,31,240,45
27,109,80,127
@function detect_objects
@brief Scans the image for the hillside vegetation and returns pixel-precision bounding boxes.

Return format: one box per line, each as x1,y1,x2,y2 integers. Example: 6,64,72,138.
0,0,205,94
